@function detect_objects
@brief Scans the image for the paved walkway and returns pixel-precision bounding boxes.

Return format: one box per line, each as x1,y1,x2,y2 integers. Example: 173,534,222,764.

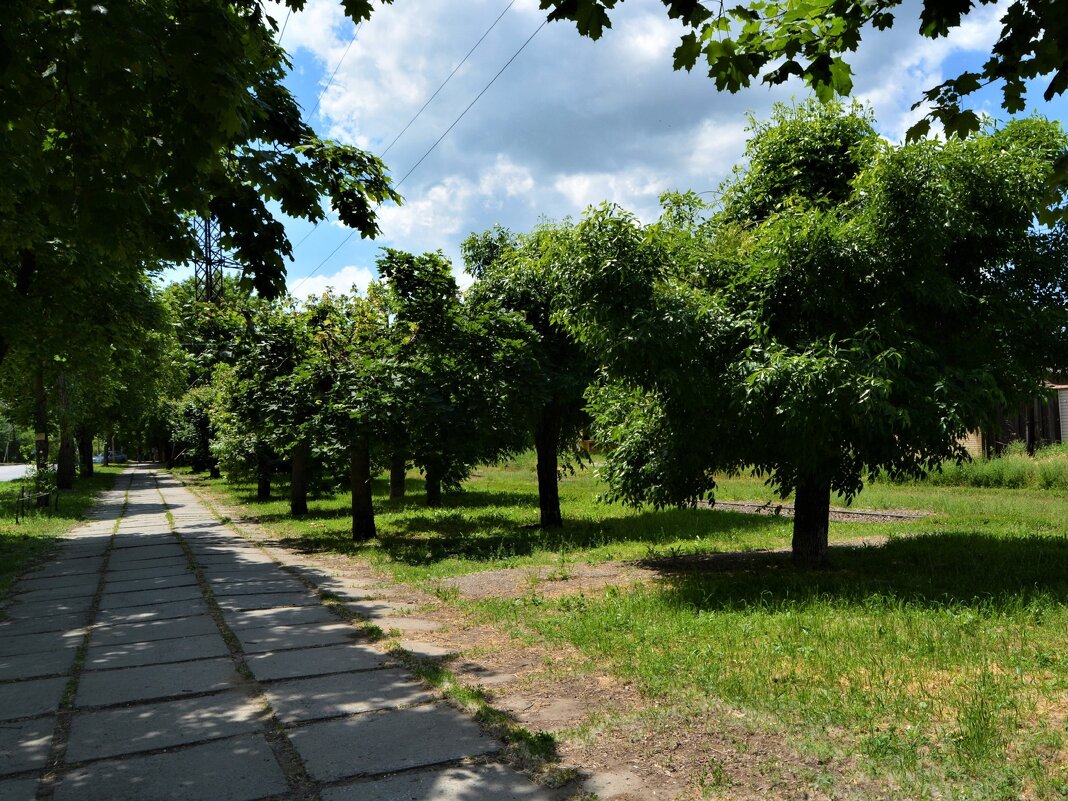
0,467,551,800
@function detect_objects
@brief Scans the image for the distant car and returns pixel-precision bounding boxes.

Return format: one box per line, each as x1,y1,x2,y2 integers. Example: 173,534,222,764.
92,454,104,464
93,452,129,464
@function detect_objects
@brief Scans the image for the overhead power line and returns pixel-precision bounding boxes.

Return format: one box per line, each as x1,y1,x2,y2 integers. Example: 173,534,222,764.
292,18,547,295
381,0,516,158
277,9,291,46
290,1,516,259
310,22,364,118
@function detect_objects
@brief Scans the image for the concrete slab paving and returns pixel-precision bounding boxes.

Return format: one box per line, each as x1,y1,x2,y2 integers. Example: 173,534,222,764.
0,647,78,681
96,585,203,610
1,467,561,801
4,596,95,620
246,643,386,682
0,777,39,801
210,579,309,596
89,614,218,646
104,556,191,576
12,572,100,592
52,734,290,801
0,612,91,636
23,558,103,580
76,657,241,707
95,599,210,626
65,690,263,762
10,582,97,603
216,593,320,612
222,604,338,631
84,631,230,670
0,627,85,657
289,705,499,782
324,763,555,801
262,669,432,723
236,623,358,654
101,573,198,594
0,676,67,721
0,716,54,775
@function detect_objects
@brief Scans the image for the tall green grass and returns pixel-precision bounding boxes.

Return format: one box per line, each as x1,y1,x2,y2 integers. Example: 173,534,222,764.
918,442,1068,490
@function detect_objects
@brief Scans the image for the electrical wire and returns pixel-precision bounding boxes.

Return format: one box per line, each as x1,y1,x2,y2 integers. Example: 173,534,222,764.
289,2,516,259
310,22,363,118
292,18,547,294
381,0,516,158
277,8,291,46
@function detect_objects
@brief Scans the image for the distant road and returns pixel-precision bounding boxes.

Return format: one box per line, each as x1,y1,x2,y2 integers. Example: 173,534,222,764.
0,465,31,482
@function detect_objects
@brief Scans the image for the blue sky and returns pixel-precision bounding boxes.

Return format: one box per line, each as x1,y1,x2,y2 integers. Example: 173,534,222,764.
172,0,1068,295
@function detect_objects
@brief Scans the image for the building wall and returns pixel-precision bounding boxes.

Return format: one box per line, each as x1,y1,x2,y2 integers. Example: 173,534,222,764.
960,430,986,457
1060,390,1068,444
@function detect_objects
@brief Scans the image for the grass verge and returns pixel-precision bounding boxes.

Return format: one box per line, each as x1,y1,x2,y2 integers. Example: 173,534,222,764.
0,466,122,597
181,456,1068,799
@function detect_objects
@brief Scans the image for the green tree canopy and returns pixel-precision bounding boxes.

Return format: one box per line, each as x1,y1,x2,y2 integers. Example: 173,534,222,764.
541,0,1068,142
1,0,399,368
556,102,1068,565
464,224,596,528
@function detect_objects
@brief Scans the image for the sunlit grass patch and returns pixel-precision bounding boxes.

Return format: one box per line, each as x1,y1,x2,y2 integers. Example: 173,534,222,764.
0,466,122,597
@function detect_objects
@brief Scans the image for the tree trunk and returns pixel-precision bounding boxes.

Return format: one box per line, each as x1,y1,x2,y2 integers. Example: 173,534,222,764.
54,374,74,489
425,460,442,508
290,439,310,516
389,453,407,499
792,474,831,567
57,431,75,490
350,439,376,541
77,428,94,478
33,371,49,507
534,399,563,528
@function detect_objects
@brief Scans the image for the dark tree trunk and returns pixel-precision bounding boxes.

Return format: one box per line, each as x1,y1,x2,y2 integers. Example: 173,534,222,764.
77,428,94,478
424,460,442,508
389,453,407,499
57,431,75,490
350,439,376,541
534,399,563,528
256,455,271,501
290,439,310,516
792,474,831,567
33,371,49,507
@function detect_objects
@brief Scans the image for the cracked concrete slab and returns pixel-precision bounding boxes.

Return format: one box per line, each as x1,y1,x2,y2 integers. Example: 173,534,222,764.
76,658,241,707
263,669,432,723
65,690,263,762
84,631,230,670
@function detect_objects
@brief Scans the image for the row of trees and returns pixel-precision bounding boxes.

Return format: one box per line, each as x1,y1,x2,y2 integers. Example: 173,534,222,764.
170,242,593,541
8,102,1063,565
171,102,1067,567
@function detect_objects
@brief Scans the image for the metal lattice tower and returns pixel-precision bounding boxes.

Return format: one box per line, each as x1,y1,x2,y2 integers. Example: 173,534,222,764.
192,216,239,304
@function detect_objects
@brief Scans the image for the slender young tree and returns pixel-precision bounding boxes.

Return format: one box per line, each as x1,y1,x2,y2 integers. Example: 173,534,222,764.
463,226,595,528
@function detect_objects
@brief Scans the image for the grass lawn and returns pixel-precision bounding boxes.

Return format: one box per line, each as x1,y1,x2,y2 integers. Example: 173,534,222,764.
188,455,1068,800
0,466,122,598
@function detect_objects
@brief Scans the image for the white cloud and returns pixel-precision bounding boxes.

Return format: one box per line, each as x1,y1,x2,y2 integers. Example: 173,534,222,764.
261,0,1056,289
552,167,668,221
854,0,1009,140
287,264,374,299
